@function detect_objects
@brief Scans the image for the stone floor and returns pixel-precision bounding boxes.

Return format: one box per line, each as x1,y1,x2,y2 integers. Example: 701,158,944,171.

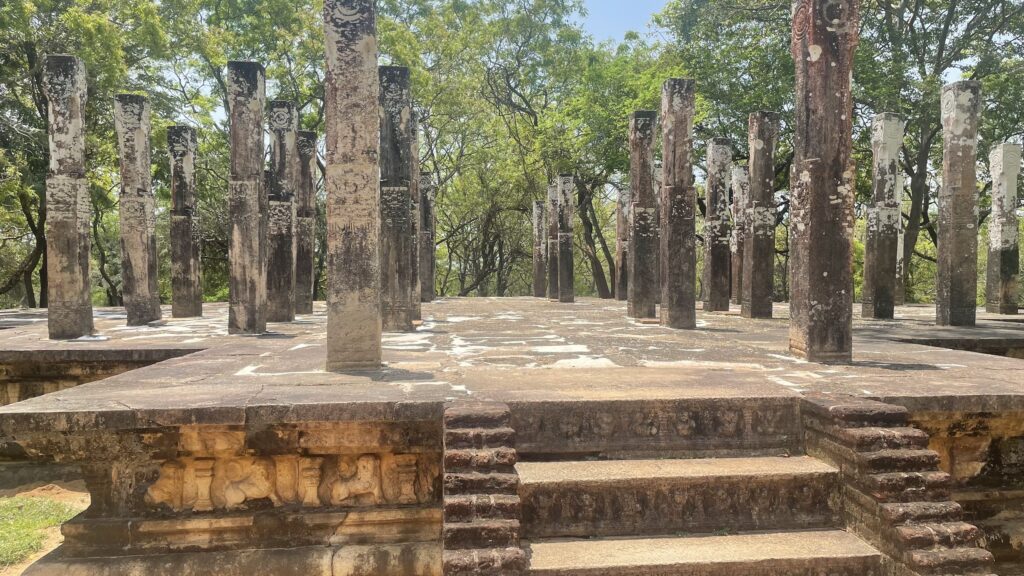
0,297,1021,433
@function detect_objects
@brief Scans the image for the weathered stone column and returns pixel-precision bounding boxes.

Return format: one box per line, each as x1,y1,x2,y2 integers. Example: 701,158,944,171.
42,55,94,339
532,200,546,297
936,81,982,327
324,0,381,368
659,79,696,329
546,181,559,300
862,113,905,320
615,189,629,301
226,61,267,335
113,94,161,326
557,174,575,303
789,0,859,361
267,100,298,323
379,65,414,332
702,138,732,312
295,130,317,315
419,171,436,302
986,142,1021,314
743,111,779,319
627,111,658,319
730,166,748,305
409,111,422,321
168,126,202,318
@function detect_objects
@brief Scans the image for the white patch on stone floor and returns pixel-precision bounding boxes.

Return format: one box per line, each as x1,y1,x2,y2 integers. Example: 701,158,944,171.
767,353,809,364
639,359,777,370
531,344,590,353
444,316,480,323
287,343,317,351
234,364,324,377
492,312,524,321
548,355,619,368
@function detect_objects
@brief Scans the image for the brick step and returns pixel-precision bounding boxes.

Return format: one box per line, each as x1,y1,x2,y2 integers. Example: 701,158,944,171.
443,547,528,574
837,426,930,452
862,470,951,502
510,398,801,459
880,500,963,524
443,519,520,550
906,546,995,575
445,470,519,495
856,448,941,473
526,530,883,575
517,456,839,538
445,427,517,450
895,521,982,549
445,494,521,523
444,446,518,469
444,401,511,429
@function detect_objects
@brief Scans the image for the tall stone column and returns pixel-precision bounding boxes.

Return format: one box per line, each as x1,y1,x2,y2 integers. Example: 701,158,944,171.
862,113,905,319
379,66,414,332
659,79,696,329
409,111,422,321
557,174,575,303
789,0,859,361
168,126,202,318
546,181,559,300
42,55,93,339
227,61,267,335
295,130,317,315
743,111,779,319
615,190,629,301
113,94,161,326
532,200,546,297
702,138,732,312
730,166,749,305
324,0,381,368
419,171,436,302
627,111,658,319
936,81,982,327
267,100,298,323
986,143,1021,314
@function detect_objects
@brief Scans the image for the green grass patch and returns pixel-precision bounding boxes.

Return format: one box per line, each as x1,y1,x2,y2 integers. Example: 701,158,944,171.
0,497,80,568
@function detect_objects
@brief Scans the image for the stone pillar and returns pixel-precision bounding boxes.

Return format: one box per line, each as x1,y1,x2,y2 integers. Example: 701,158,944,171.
936,81,982,327
379,65,414,332
743,111,779,319
324,0,381,369
42,55,93,339
226,61,267,335
659,78,697,329
532,200,546,297
615,189,629,301
862,113,905,319
113,94,161,326
267,100,298,323
895,217,906,305
986,143,1021,314
168,126,202,318
702,138,732,312
409,111,422,321
789,0,859,361
546,181,559,300
419,172,436,302
295,130,317,315
557,174,575,303
730,166,748,305
627,111,658,319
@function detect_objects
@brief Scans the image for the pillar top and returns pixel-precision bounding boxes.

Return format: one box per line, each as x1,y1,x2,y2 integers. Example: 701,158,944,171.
711,136,733,147
630,110,657,120
942,79,981,92
872,111,904,123
751,110,780,120
227,60,264,74
43,55,86,99
379,65,410,79
115,93,148,106
558,172,574,178
662,77,695,91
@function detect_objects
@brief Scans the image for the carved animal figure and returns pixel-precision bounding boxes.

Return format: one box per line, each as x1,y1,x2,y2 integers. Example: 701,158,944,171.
213,458,279,509
330,454,383,506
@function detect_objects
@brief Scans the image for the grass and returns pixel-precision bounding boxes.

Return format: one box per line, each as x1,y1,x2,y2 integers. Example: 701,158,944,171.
0,497,80,568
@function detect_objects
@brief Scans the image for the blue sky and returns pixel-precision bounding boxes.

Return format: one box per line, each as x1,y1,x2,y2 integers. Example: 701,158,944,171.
580,0,666,42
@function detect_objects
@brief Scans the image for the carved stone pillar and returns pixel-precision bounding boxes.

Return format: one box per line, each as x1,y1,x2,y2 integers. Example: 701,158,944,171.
295,131,317,315
730,166,748,306
379,66,414,333
42,55,93,339
743,111,779,319
702,138,732,312
226,61,267,335
627,111,658,319
114,94,161,326
533,200,546,297
557,174,575,303
986,143,1021,314
936,81,982,327
862,113,905,320
789,0,859,361
546,181,559,300
267,100,298,323
615,190,629,301
324,0,381,369
419,172,436,302
169,126,202,318
410,111,422,321
659,78,696,329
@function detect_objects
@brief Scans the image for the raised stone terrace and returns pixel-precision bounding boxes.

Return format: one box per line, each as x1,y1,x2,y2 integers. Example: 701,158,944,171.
1,298,1022,575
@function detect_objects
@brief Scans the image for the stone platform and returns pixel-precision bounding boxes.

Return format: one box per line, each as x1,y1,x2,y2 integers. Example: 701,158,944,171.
0,298,1021,574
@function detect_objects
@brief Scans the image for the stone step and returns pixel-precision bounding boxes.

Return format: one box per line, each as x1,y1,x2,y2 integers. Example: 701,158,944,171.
880,500,963,524
856,448,940,473
443,519,520,549
526,530,883,575
444,494,521,523
837,426,930,452
510,398,801,459
517,456,838,538
445,470,519,495
862,470,951,502
445,427,517,450
444,446,518,470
